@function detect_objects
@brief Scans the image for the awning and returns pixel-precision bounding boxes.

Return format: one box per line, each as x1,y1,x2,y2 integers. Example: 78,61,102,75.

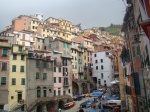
140,20,150,40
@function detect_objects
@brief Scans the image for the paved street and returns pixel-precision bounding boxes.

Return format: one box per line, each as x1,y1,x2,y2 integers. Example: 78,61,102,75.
63,90,111,112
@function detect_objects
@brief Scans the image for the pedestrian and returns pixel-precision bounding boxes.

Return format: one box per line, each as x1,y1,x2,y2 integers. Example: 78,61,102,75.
79,108,84,112
98,101,101,109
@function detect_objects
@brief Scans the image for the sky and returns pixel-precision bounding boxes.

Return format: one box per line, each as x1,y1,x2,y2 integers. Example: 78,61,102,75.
0,0,126,31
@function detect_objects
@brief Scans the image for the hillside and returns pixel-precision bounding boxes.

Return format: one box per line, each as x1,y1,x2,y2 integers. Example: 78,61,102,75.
99,24,122,36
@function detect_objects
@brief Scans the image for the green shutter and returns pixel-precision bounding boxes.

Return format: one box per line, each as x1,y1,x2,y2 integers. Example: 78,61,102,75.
2,48,8,56
59,77,61,83
133,72,141,95
37,90,41,98
20,66,24,72
1,77,6,85
36,61,40,67
54,77,56,83
18,46,22,52
59,67,61,72
36,72,39,79
49,44,52,48
43,62,47,68
54,67,56,72
21,78,25,85
12,78,16,85
12,65,16,72
13,54,17,60
43,73,47,79
21,55,24,60
63,43,65,48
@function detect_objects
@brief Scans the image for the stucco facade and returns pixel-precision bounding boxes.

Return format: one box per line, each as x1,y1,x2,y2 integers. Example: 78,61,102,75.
0,40,11,110
26,50,54,109
92,51,114,87
8,44,28,111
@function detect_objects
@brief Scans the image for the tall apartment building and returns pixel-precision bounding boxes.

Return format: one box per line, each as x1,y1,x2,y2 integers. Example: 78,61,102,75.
121,0,150,111
92,51,114,88
45,37,72,96
0,39,11,110
8,44,28,111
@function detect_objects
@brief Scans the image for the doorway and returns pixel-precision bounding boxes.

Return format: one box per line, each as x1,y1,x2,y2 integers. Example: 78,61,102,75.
18,92,22,103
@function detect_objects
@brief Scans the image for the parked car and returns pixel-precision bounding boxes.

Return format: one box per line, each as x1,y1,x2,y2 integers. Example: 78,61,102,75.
73,94,83,101
80,100,91,108
64,101,75,109
84,93,90,97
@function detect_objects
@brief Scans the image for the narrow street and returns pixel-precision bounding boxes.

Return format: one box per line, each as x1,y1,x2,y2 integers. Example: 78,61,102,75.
64,90,111,112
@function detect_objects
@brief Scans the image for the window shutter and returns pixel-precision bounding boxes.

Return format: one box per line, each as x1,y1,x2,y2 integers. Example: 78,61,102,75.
43,62,47,68
1,77,6,85
21,55,24,60
2,48,8,56
20,66,24,72
43,73,47,79
36,72,39,79
12,65,16,72
36,61,40,67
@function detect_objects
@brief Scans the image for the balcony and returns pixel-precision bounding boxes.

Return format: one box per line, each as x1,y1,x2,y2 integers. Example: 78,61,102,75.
63,82,69,87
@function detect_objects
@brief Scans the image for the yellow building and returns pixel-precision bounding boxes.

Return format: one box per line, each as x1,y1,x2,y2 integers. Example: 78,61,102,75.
30,18,40,33
8,44,28,111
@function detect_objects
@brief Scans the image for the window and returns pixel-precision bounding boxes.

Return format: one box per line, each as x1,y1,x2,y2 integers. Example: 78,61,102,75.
112,66,113,69
2,48,8,56
49,44,52,48
101,73,103,79
21,78,25,85
24,23,26,25
12,65,16,72
64,50,67,55
101,65,104,70
21,55,24,60
104,80,106,83
54,77,56,83
43,73,47,79
54,67,56,72
2,62,7,71
54,90,56,96
13,54,17,60
94,54,97,57
20,66,24,72
101,59,103,63
43,62,47,68
36,60,40,68
96,66,98,70
18,46,22,52
58,90,61,96
12,78,16,85
68,89,70,93
59,77,61,83
38,38,40,42
43,89,46,97
1,77,6,85
95,60,98,63
59,67,61,72
37,87,41,98
36,72,40,79
84,56,86,59
38,45,40,49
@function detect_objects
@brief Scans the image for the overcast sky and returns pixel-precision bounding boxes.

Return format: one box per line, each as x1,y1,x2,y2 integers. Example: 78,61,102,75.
0,0,126,31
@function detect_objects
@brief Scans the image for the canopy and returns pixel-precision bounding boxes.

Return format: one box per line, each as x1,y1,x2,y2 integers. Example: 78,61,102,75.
110,79,119,84
106,96,119,100
90,91,104,97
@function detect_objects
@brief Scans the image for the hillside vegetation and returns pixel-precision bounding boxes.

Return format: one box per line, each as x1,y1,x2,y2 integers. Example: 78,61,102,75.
99,24,122,36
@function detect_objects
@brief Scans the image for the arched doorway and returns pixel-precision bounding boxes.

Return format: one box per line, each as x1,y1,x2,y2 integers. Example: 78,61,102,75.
72,81,79,95
81,83,87,94
58,100,65,109
46,100,55,112
37,105,43,112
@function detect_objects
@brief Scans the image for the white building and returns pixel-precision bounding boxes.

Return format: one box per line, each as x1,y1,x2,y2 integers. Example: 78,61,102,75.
92,51,114,88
